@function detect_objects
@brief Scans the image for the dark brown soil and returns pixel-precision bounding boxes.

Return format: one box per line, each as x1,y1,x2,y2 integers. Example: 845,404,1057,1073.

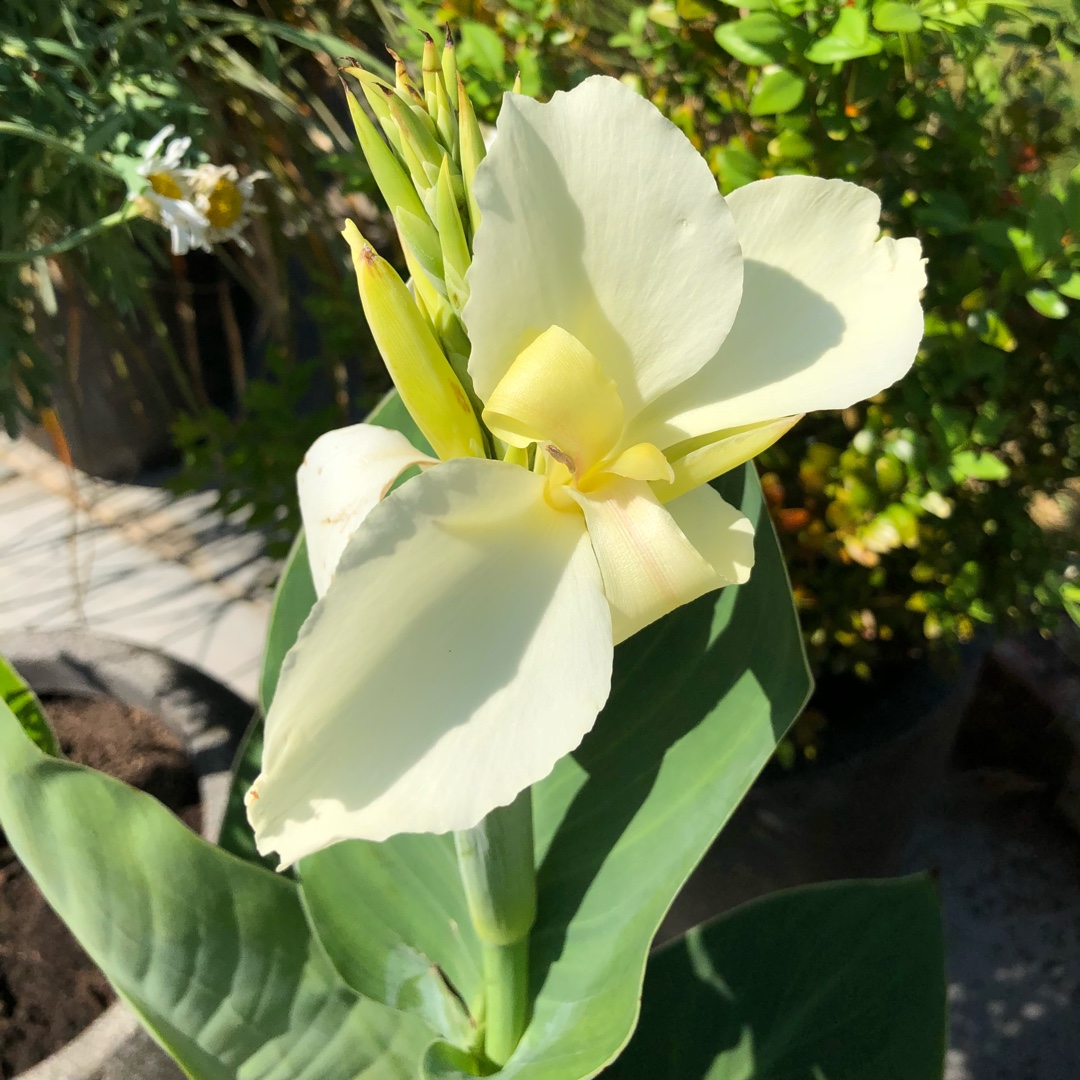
0,695,201,1078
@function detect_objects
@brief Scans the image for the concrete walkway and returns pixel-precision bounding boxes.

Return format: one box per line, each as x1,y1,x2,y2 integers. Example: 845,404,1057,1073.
0,435,275,702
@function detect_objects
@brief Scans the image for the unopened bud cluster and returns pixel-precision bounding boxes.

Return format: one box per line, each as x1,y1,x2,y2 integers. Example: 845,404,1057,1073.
343,33,496,451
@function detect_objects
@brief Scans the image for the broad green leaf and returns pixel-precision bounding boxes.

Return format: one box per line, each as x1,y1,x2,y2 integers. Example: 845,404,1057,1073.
606,877,946,1079
0,696,434,1079
873,1,924,33
805,8,883,63
1026,286,1069,319
260,531,319,713
216,709,276,870
749,69,806,116
260,394,810,1078
950,449,1011,482
301,834,484,1051
214,532,320,870
713,14,788,66
0,652,58,756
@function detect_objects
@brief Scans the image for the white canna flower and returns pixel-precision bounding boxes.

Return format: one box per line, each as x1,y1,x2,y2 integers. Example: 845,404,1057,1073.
133,126,210,255
246,76,925,867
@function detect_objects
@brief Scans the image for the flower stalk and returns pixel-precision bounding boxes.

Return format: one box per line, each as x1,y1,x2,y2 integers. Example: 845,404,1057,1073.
454,790,536,1066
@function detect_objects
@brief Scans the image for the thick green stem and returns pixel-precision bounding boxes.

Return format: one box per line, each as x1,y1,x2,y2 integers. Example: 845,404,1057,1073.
480,937,530,1067
454,789,536,1066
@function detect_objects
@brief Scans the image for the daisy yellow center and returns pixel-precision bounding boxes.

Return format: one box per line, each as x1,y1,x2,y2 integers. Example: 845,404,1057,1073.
148,172,183,200
481,325,674,512
206,177,244,229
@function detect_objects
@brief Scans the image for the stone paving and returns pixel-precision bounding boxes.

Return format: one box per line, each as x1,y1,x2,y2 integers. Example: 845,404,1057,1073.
0,434,275,702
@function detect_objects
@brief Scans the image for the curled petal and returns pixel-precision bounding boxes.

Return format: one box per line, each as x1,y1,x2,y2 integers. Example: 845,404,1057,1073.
249,459,612,865
655,415,802,501
570,476,752,644
466,76,743,418
641,176,926,445
298,423,436,598
483,325,624,475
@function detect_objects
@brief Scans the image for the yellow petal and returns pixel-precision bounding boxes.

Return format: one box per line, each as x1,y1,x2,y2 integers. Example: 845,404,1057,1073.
569,475,717,644
655,415,803,501
482,325,624,475
603,442,674,484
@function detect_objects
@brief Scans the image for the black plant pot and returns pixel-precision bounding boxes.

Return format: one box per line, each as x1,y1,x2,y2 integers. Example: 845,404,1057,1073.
659,643,987,943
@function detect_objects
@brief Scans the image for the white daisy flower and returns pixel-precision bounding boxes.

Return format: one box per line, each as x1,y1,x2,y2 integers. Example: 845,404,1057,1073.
133,125,210,255
185,163,268,255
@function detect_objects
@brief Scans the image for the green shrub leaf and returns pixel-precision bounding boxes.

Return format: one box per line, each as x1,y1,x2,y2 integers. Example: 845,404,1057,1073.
749,69,807,115
713,14,788,66
1026,286,1069,319
806,8,884,63
873,2,924,33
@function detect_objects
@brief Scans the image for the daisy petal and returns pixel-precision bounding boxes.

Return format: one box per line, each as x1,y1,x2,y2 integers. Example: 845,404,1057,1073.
248,458,611,865
643,176,926,444
465,76,743,418
570,475,740,644
298,423,435,598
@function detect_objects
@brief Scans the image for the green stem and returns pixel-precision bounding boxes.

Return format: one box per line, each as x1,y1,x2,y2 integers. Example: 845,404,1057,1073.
455,790,536,1066
0,122,124,180
0,205,138,265
480,937,530,1067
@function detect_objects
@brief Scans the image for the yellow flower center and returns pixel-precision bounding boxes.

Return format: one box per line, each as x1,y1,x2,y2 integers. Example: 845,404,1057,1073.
481,325,674,512
148,172,183,200
206,177,244,229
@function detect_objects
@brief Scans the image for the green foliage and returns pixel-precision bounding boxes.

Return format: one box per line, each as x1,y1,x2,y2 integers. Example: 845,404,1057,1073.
0,653,58,757
418,0,1080,699
0,0,388,508
608,876,946,1080
170,351,343,556
0,682,434,1080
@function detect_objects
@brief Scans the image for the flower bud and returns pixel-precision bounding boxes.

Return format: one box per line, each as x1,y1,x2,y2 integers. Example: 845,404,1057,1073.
344,222,484,461
435,156,471,312
457,74,486,236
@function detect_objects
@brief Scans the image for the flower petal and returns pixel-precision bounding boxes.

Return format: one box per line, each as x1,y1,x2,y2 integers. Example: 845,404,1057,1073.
298,423,435,598
570,475,749,644
655,414,802,501
248,458,612,865
641,176,926,444
662,483,755,590
465,76,743,418
482,325,624,474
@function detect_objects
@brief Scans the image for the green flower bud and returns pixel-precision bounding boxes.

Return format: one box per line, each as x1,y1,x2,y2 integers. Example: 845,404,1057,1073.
344,221,484,461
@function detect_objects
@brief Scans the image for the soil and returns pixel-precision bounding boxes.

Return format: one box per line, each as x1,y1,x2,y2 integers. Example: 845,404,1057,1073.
0,695,201,1078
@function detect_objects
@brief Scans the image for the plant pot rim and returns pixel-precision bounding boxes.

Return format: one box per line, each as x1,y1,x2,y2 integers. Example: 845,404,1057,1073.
2,629,252,1080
